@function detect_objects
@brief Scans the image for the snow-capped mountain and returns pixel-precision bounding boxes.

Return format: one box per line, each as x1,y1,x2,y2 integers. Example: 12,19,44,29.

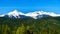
7,10,25,18
0,10,60,19
3,10,32,18
25,11,60,19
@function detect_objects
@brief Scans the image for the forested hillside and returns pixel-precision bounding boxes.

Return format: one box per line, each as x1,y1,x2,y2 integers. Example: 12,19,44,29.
0,17,60,34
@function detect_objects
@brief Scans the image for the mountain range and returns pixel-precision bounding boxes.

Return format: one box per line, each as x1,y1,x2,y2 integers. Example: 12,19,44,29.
0,10,60,19
0,10,60,34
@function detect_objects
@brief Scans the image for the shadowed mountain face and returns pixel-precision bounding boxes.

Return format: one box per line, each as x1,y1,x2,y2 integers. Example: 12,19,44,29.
4,15,32,19
19,15,32,18
3,14,50,19
0,16,60,34
36,14,50,19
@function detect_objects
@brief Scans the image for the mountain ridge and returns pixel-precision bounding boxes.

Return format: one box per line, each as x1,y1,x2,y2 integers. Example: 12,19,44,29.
0,10,60,19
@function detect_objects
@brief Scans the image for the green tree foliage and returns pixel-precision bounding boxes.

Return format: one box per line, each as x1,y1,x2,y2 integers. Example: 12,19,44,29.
0,25,11,34
16,24,26,34
0,17,60,34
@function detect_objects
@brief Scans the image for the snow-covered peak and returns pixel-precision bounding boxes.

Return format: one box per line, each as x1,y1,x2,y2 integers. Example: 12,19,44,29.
7,10,25,18
26,11,60,17
8,10,24,16
25,11,60,19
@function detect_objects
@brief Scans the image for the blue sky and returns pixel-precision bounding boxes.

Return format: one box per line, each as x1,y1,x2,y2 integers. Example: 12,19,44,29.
0,0,60,14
